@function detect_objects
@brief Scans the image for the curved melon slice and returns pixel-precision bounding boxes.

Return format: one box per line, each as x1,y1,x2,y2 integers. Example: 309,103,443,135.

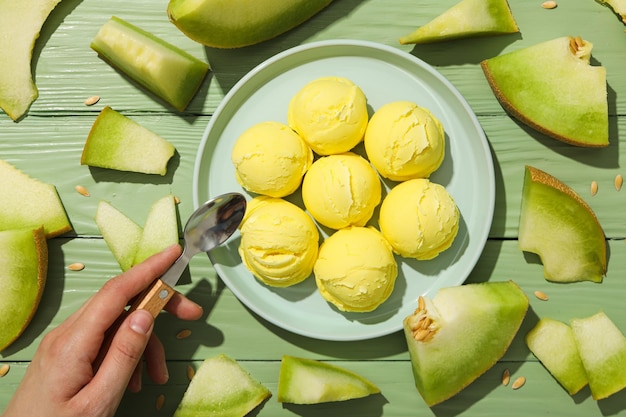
526,318,588,395
571,312,626,400
399,0,518,45
277,355,380,404
481,36,608,147
95,201,142,272
403,281,528,406
132,195,179,266
0,0,62,121
174,354,271,417
519,165,606,283
0,227,48,352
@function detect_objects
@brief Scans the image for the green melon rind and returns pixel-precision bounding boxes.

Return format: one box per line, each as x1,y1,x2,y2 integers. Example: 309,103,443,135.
132,195,179,266
0,227,48,352
174,354,271,417
95,201,143,272
403,281,529,406
571,311,626,400
518,165,606,283
81,106,175,176
277,355,380,404
481,37,608,147
399,0,519,44
526,318,588,395
0,160,72,238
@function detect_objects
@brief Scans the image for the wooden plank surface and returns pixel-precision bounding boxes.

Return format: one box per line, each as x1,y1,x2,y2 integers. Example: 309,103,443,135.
2,0,626,415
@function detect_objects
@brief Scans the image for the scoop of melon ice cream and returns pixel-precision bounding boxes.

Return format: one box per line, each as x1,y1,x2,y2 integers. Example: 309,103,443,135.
231,121,313,197
238,196,319,287
364,101,445,181
314,226,398,312
288,76,368,155
302,152,381,230
379,178,459,260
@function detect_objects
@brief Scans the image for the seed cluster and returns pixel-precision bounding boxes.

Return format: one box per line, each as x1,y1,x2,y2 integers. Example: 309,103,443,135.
407,296,437,342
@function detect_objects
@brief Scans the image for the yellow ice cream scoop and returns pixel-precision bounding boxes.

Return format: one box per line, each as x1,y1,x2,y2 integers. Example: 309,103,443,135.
364,101,445,181
314,226,398,312
238,196,319,287
379,178,459,260
302,152,381,230
231,121,313,197
288,76,368,155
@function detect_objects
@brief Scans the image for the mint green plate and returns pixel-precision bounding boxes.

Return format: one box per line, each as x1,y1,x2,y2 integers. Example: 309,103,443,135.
193,40,494,341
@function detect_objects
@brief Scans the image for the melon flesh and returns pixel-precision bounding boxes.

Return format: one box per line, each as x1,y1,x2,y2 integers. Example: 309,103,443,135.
403,281,528,406
132,195,179,266
95,201,143,271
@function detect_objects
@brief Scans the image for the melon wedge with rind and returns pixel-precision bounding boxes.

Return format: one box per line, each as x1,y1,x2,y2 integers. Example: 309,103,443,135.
526,318,588,395
81,106,175,176
399,0,519,45
95,201,143,272
519,165,606,283
277,355,380,404
0,0,62,121
132,195,179,266
0,227,48,352
403,281,528,406
571,312,626,400
481,36,608,147
173,354,271,417
91,16,209,111
0,160,72,238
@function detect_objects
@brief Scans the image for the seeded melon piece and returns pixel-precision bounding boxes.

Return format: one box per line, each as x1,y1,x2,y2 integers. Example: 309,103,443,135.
526,318,588,395
0,160,72,238
174,354,271,417
403,281,528,406
481,36,608,147
519,166,606,283
81,106,175,176
132,195,179,266
0,227,47,352
571,312,626,400
0,0,62,121
95,201,143,271
399,0,519,45
277,355,380,404
91,16,209,111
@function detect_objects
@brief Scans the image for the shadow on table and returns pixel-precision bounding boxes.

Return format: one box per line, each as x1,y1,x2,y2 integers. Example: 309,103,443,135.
281,393,388,417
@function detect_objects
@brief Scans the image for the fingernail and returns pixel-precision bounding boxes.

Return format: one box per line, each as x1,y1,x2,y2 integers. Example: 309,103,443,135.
129,310,153,335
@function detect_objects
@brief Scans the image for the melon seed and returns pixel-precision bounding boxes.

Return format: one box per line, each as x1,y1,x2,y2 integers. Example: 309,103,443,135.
0,364,9,377
615,174,623,191
541,0,557,8
68,262,85,271
75,185,90,197
155,393,165,411
590,181,598,196
512,376,526,390
176,329,192,340
84,95,100,106
501,368,510,386
187,365,195,381
534,290,549,301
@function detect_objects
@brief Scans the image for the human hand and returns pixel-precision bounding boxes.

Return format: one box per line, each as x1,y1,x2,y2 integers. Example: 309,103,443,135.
2,244,203,417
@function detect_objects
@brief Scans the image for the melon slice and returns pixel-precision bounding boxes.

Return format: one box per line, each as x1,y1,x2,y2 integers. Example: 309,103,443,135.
518,165,606,283
598,0,626,23
0,0,62,121
0,159,72,238
399,0,519,44
526,318,588,395
81,106,176,176
95,201,143,271
0,227,48,352
481,36,608,147
174,354,271,417
571,312,626,400
403,280,528,406
132,195,179,266
277,355,380,404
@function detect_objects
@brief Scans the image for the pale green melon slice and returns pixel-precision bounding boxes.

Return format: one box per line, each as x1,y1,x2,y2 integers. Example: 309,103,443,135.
481,36,608,147
518,165,606,283
277,355,380,404
81,106,175,176
571,312,626,400
399,0,518,44
0,159,72,238
174,354,271,417
526,318,588,395
95,201,142,271
132,195,179,266
403,280,528,406
0,227,48,352
0,0,62,121
598,0,626,23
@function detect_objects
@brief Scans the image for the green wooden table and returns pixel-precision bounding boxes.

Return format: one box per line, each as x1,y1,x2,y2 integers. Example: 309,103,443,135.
3,0,626,415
